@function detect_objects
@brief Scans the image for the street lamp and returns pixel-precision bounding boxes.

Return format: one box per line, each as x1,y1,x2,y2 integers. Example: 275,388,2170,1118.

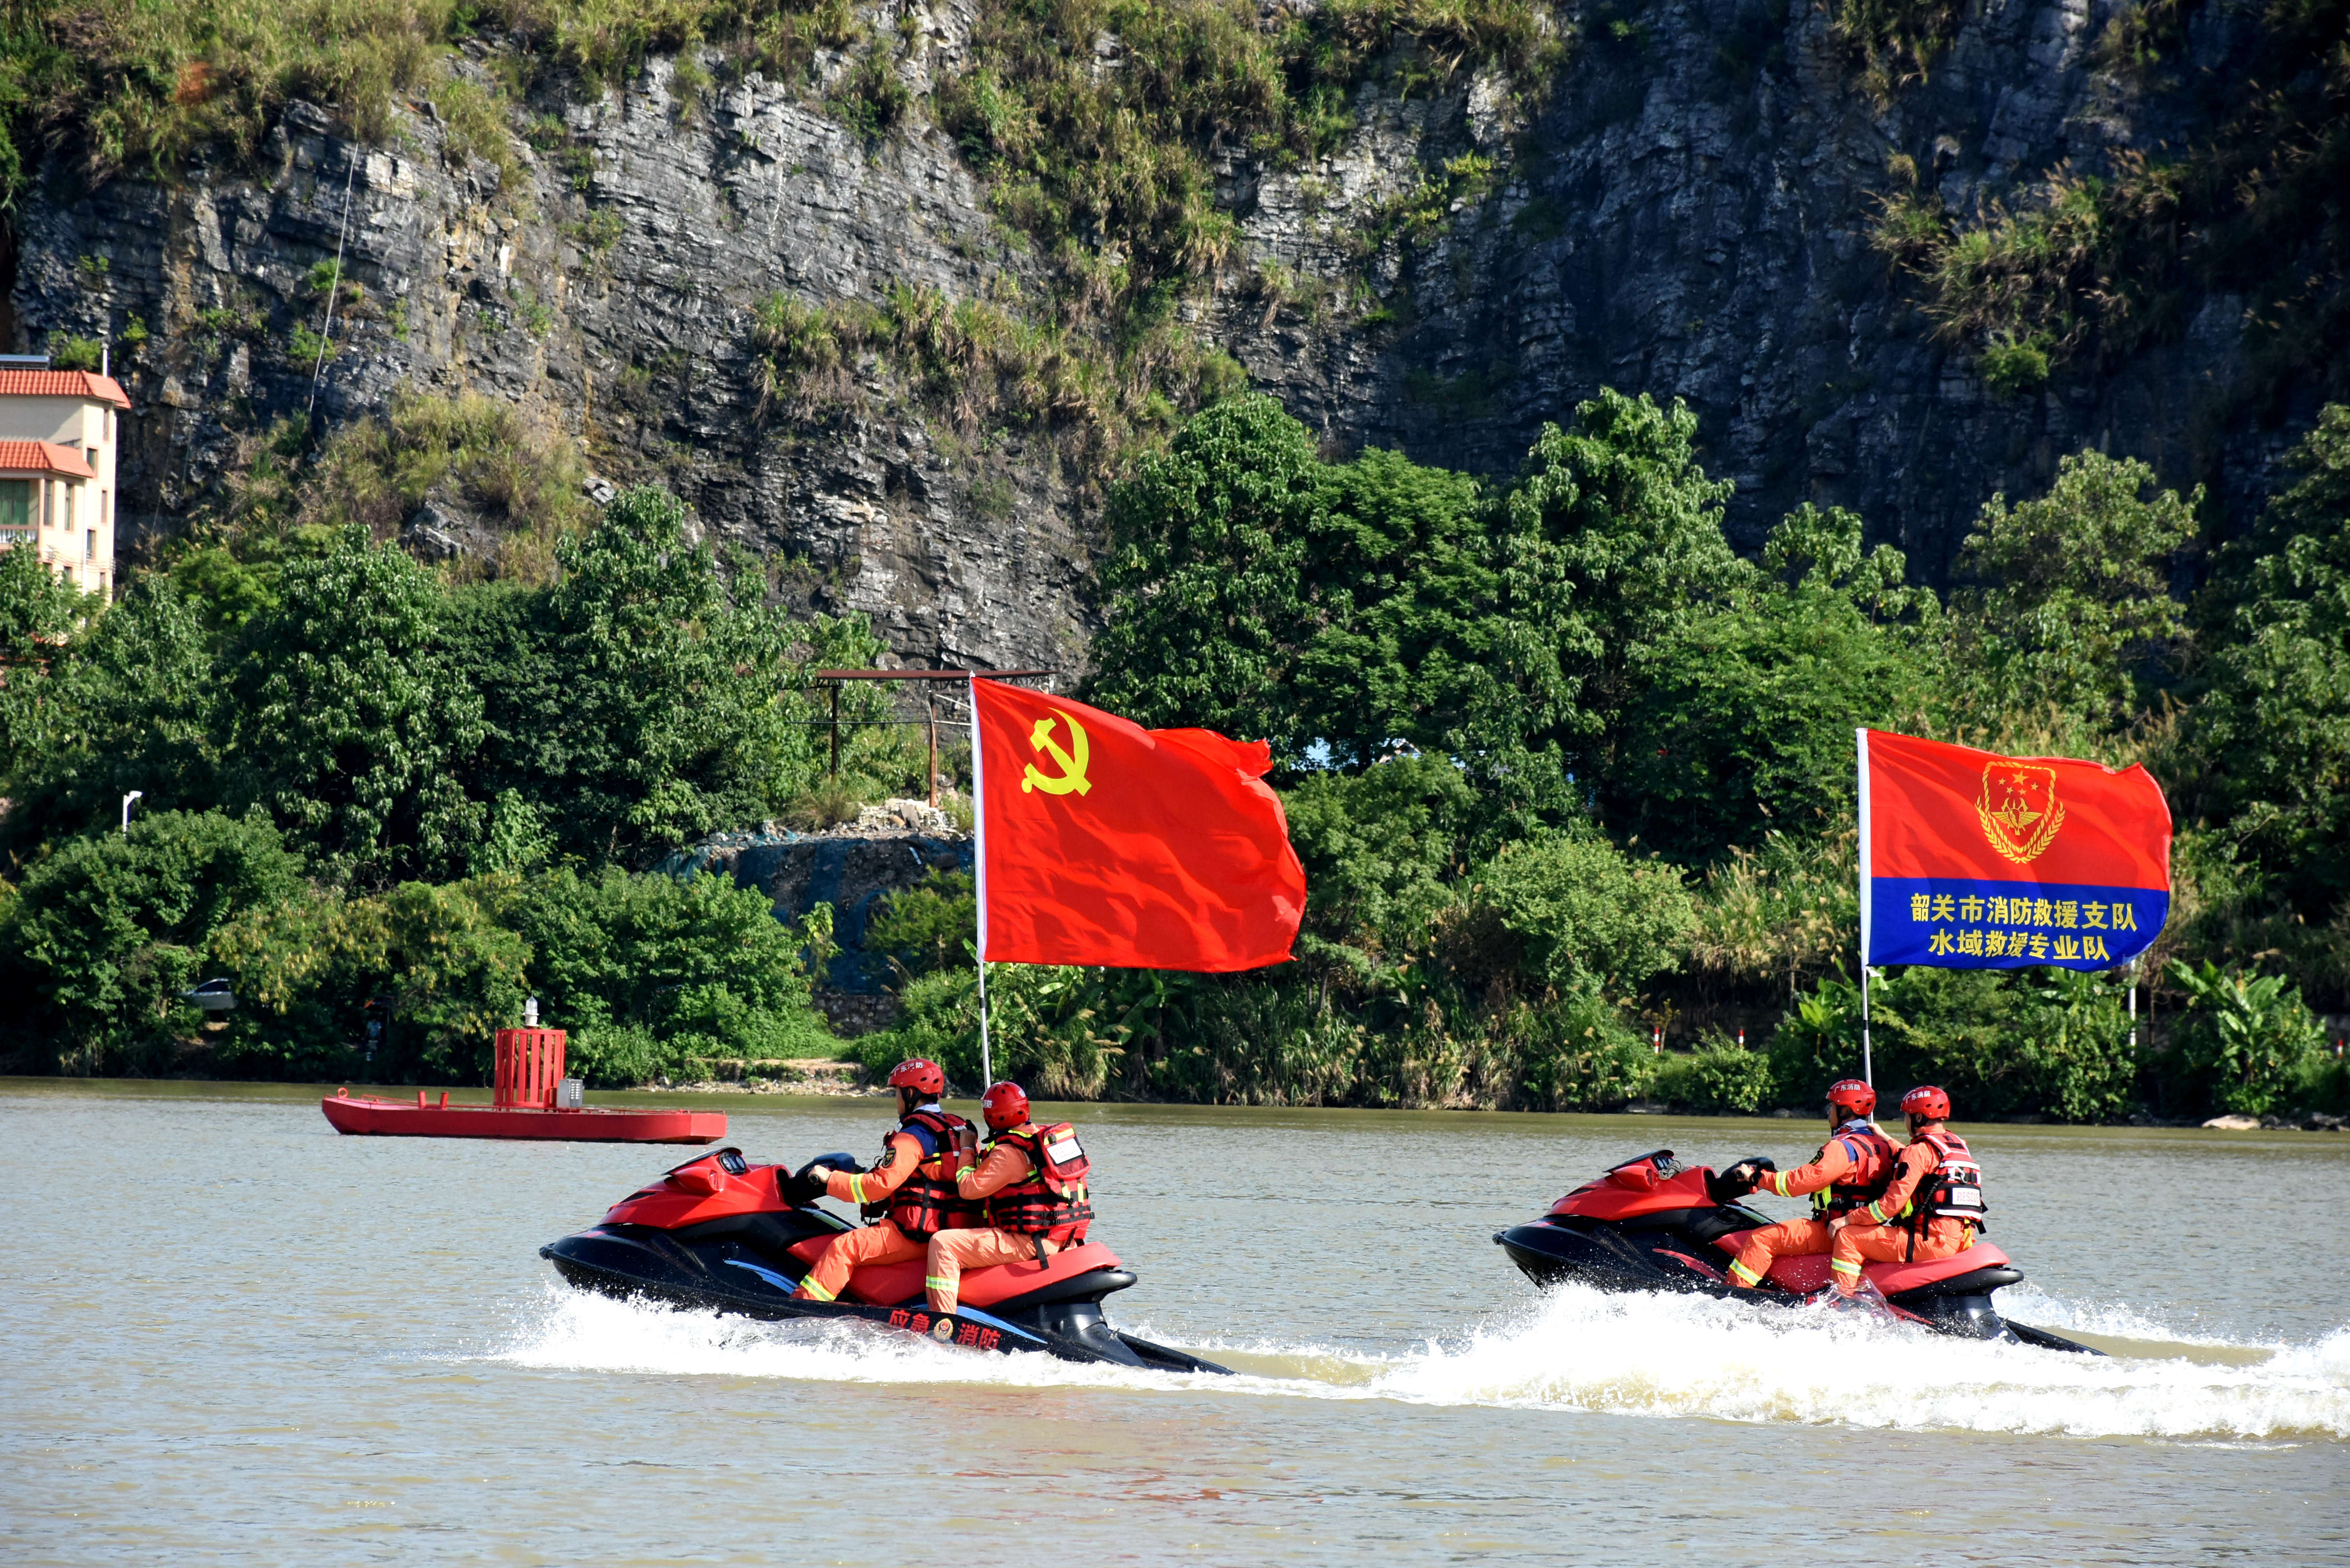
121,790,143,833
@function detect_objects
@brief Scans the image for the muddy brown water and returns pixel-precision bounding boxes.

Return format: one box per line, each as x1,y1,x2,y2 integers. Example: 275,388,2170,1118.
4,1080,2345,1564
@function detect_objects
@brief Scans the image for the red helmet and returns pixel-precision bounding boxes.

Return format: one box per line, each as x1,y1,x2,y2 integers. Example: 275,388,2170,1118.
1902,1084,1952,1122
1825,1079,1876,1119
981,1081,1030,1132
887,1058,946,1097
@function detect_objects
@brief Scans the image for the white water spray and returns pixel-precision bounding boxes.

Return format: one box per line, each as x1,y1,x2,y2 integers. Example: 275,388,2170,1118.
489,1284,2350,1442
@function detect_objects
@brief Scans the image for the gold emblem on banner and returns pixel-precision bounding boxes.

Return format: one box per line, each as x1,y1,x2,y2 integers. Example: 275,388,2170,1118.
1976,761,2064,863
1021,710,1092,795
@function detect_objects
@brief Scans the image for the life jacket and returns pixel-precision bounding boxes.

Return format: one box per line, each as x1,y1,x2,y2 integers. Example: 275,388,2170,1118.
874,1108,981,1238
1808,1119,1900,1218
983,1122,1094,1246
1899,1127,1987,1230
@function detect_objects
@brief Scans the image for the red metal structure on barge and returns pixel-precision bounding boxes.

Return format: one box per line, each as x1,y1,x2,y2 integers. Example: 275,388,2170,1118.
320,1024,725,1144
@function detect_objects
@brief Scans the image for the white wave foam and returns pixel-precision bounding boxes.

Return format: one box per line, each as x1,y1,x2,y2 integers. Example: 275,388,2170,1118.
1991,1282,2264,1349
1368,1287,2350,1439
489,1285,2350,1441
487,1287,1329,1400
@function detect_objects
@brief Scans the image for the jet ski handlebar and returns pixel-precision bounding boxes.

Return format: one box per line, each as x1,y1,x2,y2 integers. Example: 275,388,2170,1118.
780,1152,863,1206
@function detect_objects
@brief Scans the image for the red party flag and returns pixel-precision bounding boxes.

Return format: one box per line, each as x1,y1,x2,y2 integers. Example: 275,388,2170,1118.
973,680,1305,970
1859,729,2172,971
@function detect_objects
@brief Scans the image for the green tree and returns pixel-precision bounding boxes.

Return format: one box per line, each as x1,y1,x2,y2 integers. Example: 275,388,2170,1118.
0,578,227,862
1283,754,1480,953
2191,406,2350,919
1093,389,1750,832
1473,829,1696,996
218,878,532,1082
452,488,871,861
1501,388,1747,744
1287,446,1492,771
233,526,486,886
0,536,83,658
0,810,305,1073
511,864,833,1078
1609,505,1939,861
1088,393,1320,750
1950,449,2199,728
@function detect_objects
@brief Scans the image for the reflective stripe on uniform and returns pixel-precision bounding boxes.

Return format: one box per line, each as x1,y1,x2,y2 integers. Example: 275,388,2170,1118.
799,1276,837,1301
1830,1255,1862,1276
1729,1258,1765,1286
1864,1200,1890,1223
925,1275,953,1290
846,1174,869,1205
1769,1172,1793,1196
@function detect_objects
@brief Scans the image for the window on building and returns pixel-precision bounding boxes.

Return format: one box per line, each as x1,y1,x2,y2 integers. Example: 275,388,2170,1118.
64,485,75,529
0,478,29,542
87,527,97,560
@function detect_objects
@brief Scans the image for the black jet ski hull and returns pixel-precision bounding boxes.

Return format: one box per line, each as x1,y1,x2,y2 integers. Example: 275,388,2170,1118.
542,1220,1226,1374
1496,1213,2099,1353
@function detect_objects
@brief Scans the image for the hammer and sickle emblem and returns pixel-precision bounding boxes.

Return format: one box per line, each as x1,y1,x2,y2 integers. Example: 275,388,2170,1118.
1021,710,1092,796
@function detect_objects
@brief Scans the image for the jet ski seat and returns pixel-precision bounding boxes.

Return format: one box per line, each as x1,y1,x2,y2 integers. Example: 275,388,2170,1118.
1712,1229,2013,1296
782,1237,1127,1308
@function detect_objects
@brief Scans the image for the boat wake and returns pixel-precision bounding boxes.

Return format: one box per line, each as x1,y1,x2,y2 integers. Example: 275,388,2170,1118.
489,1283,2350,1441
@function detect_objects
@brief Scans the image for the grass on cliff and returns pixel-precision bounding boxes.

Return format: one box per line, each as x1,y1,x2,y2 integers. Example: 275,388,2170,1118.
1870,0,2350,406
9,0,1562,475
749,281,1246,472
938,0,1560,296
167,392,591,601
0,0,861,193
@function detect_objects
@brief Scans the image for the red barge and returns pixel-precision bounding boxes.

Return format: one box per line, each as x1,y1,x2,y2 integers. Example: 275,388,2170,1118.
320,1025,725,1144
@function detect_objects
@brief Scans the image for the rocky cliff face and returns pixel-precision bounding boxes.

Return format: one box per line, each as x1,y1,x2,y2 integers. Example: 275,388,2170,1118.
20,8,1099,671
1214,0,2307,569
13,0,2308,661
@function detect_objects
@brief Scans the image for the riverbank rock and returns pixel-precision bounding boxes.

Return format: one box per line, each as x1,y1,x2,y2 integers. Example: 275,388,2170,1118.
2201,1114,2263,1131
655,1058,879,1095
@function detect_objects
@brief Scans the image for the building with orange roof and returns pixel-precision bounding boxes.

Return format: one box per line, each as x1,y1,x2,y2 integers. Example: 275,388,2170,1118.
0,355,131,600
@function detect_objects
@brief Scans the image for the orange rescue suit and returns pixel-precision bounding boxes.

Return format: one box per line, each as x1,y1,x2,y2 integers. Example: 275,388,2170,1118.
1827,1126,1979,1294
922,1131,1052,1312
794,1128,933,1302
1726,1120,1896,1290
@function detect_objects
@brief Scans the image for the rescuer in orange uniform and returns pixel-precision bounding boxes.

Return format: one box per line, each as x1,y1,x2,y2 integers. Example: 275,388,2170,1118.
1825,1083,1986,1295
793,1058,978,1304
1719,1079,1898,1292
922,1081,1095,1315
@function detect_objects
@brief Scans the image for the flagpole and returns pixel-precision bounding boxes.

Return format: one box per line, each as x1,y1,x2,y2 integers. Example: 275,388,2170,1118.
1855,728,1874,1088
969,674,992,1089
1860,966,1874,1089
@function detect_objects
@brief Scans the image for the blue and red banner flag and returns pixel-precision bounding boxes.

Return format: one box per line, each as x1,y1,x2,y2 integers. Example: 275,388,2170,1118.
1858,729,2171,972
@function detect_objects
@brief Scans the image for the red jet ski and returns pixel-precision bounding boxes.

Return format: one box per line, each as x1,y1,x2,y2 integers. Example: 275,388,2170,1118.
542,1147,1229,1373
1493,1149,2099,1353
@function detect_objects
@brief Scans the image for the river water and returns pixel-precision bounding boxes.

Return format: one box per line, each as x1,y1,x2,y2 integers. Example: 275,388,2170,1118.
4,1079,2345,1564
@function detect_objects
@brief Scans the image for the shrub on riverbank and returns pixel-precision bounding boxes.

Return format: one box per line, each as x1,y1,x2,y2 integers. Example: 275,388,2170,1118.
206,866,836,1086
0,810,305,1075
